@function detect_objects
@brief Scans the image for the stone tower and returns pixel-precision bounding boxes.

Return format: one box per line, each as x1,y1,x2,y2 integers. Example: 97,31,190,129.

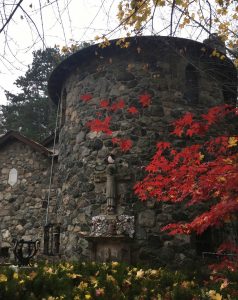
48,36,237,267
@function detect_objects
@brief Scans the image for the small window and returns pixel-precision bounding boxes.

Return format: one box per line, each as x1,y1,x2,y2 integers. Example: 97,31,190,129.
44,224,60,255
184,64,199,103
8,168,18,186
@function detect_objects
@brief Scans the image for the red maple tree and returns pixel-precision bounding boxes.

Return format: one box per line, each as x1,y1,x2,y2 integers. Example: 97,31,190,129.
134,104,238,252
82,90,238,258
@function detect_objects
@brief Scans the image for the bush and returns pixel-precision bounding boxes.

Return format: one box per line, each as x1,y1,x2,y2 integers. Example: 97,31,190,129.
0,261,235,299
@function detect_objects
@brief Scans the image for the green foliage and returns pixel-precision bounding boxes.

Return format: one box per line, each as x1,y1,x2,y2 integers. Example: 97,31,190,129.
0,41,93,141
0,47,61,141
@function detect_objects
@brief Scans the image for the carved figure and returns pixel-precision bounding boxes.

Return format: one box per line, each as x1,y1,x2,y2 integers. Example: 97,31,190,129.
106,155,117,214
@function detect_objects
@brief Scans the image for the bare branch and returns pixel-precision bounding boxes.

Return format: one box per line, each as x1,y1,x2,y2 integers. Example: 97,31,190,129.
0,0,24,34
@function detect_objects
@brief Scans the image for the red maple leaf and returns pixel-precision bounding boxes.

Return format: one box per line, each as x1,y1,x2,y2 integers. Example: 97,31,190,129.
128,106,139,114
80,93,93,102
110,99,125,111
171,127,184,137
112,137,133,152
86,117,112,135
120,139,133,152
99,99,110,108
139,93,151,107
117,99,125,109
172,112,194,127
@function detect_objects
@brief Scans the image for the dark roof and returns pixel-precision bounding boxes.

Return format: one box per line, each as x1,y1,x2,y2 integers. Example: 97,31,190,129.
48,35,237,105
0,130,53,157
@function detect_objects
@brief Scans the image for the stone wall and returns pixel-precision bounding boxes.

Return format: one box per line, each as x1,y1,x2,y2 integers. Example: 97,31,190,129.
49,36,237,267
0,140,58,261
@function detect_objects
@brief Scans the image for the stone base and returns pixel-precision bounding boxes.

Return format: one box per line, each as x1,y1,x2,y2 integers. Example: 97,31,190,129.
86,236,132,263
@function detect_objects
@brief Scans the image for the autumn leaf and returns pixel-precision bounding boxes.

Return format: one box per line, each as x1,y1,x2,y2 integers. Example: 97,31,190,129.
128,106,139,114
80,93,93,102
99,99,110,108
120,139,133,151
110,99,125,111
171,126,184,136
139,93,151,107
228,136,238,147
86,117,112,135
112,137,132,152
199,152,204,161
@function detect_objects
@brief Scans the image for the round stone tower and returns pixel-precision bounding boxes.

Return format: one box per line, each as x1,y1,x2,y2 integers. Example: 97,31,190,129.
48,36,237,266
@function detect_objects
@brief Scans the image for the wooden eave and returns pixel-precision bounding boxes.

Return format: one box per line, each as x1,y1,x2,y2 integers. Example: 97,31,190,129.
0,130,54,157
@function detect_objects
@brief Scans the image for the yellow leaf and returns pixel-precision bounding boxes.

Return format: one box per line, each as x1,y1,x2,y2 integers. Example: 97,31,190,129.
0,274,7,282
228,136,238,147
136,269,144,278
212,49,218,57
207,290,222,300
223,158,233,164
199,152,204,161
217,176,226,182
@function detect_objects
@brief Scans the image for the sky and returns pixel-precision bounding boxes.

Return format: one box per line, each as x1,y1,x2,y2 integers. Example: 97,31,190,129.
0,0,121,104
0,0,210,105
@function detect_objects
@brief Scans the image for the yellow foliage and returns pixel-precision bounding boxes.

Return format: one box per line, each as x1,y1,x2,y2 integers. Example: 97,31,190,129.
199,152,204,161
136,269,145,278
78,281,88,291
207,290,222,300
0,274,7,282
228,136,238,148
106,274,117,283
99,37,111,48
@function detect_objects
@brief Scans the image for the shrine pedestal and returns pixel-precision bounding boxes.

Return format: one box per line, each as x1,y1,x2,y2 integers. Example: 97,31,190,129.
85,214,134,263
86,236,131,263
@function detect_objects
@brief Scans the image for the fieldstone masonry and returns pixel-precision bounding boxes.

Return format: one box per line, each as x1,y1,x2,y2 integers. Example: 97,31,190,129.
0,133,58,261
47,36,236,267
0,36,237,267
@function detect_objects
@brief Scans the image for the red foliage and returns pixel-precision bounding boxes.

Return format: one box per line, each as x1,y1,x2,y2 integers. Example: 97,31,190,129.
112,137,133,152
135,105,238,238
110,99,125,111
80,93,93,102
86,117,112,135
128,106,139,114
99,99,110,108
171,105,234,137
139,93,151,107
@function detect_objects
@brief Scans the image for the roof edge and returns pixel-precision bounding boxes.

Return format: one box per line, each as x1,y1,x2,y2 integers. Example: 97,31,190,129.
0,130,54,157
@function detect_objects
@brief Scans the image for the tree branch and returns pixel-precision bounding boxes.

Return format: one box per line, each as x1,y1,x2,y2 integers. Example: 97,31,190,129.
0,0,24,34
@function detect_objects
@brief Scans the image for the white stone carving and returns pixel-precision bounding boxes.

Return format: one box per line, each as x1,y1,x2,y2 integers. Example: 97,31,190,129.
8,168,18,186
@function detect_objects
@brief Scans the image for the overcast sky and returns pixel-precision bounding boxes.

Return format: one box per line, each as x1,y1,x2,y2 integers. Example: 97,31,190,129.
0,0,121,105
0,0,208,105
